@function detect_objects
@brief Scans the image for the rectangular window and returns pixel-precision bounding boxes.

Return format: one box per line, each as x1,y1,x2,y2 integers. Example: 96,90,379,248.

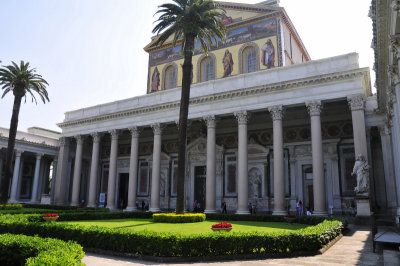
224,155,237,196
137,161,150,196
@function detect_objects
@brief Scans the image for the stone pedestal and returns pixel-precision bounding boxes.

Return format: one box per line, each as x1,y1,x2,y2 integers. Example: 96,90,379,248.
356,196,371,217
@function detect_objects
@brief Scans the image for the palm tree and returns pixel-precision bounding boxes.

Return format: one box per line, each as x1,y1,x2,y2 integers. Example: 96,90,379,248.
152,0,225,214
0,61,49,204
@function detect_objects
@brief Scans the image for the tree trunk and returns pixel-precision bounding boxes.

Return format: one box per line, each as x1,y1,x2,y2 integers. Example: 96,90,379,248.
176,36,195,214
0,95,22,204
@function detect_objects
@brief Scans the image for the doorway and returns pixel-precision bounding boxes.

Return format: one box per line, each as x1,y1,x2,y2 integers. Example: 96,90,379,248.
194,166,206,211
118,173,129,209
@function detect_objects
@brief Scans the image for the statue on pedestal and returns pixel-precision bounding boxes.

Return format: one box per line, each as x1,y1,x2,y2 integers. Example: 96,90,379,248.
352,154,370,195
248,168,261,198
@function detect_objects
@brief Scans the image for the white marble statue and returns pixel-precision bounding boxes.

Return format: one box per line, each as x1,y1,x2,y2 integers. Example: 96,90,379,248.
352,154,370,194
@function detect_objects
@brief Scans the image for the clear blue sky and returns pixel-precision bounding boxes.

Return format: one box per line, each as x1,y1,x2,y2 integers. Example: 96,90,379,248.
0,0,374,132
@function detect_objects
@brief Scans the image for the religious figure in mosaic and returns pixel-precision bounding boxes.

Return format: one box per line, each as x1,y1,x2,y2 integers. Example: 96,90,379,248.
248,168,262,198
150,67,160,92
352,154,370,194
261,39,275,68
222,49,234,78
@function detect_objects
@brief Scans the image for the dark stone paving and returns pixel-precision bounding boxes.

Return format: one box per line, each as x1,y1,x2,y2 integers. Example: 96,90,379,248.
82,225,383,266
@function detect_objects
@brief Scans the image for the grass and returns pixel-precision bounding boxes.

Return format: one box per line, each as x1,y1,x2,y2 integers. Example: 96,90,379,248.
62,218,309,235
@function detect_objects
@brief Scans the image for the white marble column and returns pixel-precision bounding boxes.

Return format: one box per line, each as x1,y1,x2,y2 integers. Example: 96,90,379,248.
50,156,58,203
306,101,328,216
88,133,101,207
150,124,162,212
125,127,140,211
234,111,249,214
8,150,22,203
204,115,217,213
107,130,119,211
54,137,70,205
30,153,43,203
71,135,84,206
269,105,287,215
347,95,368,160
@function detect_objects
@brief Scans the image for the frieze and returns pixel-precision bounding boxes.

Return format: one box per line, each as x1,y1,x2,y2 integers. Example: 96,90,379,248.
58,69,368,129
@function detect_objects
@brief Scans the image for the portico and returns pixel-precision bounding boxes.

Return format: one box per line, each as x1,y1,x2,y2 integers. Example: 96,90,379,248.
55,53,371,215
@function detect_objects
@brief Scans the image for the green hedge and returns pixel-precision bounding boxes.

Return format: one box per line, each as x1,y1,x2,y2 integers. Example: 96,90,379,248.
0,204,23,210
0,213,346,257
0,233,84,265
153,213,206,223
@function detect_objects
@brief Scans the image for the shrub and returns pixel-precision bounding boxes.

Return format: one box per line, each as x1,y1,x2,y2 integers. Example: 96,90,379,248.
0,213,346,257
0,233,84,265
153,213,206,223
0,204,23,210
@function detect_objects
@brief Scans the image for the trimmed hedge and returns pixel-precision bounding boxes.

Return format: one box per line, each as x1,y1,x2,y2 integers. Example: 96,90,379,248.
0,213,346,257
0,204,23,210
0,233,84,265
153,213,206,223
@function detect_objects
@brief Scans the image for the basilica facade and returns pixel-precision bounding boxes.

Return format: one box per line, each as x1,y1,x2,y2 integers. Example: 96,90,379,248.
47,0,384,216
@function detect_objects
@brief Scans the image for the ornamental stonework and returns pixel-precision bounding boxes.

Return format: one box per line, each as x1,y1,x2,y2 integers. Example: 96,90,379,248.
268,105,284,120
347,95,365,111
129,127,141,138
306,101,322,116
109,129,120,140
203,115,217,128
74,135,84,145
151,123,163,135
234,110,249,125
388,65,400,86
91,132,102,143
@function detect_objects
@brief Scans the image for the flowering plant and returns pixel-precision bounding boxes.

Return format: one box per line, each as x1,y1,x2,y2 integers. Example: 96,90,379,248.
43,213,59,217
211,222,232,229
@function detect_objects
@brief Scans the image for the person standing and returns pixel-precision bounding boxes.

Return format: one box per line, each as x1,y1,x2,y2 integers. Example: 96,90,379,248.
221,201,227,214
248,202,253,214
297,200,303,215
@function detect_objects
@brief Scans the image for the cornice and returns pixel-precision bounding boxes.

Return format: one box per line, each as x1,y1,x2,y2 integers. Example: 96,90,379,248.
0,136,59,151
58,68,368,129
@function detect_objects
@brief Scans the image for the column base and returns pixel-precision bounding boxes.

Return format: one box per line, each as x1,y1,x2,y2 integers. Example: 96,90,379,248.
272,210,287,216
87,203,97,208
30,200,40,204
7,199,19,204
236,210,250,215
70,203,79,207
124,206,137,212
313,210,329,216
149,207,161,212
107,206,118,211
204,209,216,214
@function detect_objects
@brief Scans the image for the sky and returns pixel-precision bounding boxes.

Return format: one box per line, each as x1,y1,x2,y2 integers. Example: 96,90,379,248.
0,0,374,133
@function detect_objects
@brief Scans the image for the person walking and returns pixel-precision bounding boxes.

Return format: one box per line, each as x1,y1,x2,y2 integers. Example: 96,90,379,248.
221,201,227,214
297,200,303,215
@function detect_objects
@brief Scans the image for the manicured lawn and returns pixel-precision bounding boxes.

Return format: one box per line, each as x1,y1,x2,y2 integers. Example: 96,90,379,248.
62,219,309,235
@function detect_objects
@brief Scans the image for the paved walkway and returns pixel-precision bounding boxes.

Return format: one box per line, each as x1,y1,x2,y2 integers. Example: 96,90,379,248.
82,225,383,266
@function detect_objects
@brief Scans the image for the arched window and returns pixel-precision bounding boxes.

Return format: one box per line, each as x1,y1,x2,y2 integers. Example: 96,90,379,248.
200,56,215,82
164,65,177,90
242,46,257,73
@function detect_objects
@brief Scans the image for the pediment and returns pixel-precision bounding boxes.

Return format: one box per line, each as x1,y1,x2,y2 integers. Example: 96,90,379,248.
146,151,171,162
187,137,223,154
248,143,269,155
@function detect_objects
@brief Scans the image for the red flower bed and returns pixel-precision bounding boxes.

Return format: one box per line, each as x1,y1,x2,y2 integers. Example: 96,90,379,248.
211,222,232,228
43,213,59,218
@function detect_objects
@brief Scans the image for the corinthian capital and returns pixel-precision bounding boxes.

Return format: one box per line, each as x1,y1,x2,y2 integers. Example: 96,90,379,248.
234,110,250,125
203,115,218,128
74,135,85,145
347,94,365,111
388,65,400,85
268,105,285,120
91,132,102,143
151,123,163,135
392,0,400,12
129,127,141,138
59,137,70,146
390,35,400,59
109,129,120,140
305,101,322,116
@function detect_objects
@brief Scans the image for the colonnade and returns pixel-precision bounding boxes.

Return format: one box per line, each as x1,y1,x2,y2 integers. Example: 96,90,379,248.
57,96,368,214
